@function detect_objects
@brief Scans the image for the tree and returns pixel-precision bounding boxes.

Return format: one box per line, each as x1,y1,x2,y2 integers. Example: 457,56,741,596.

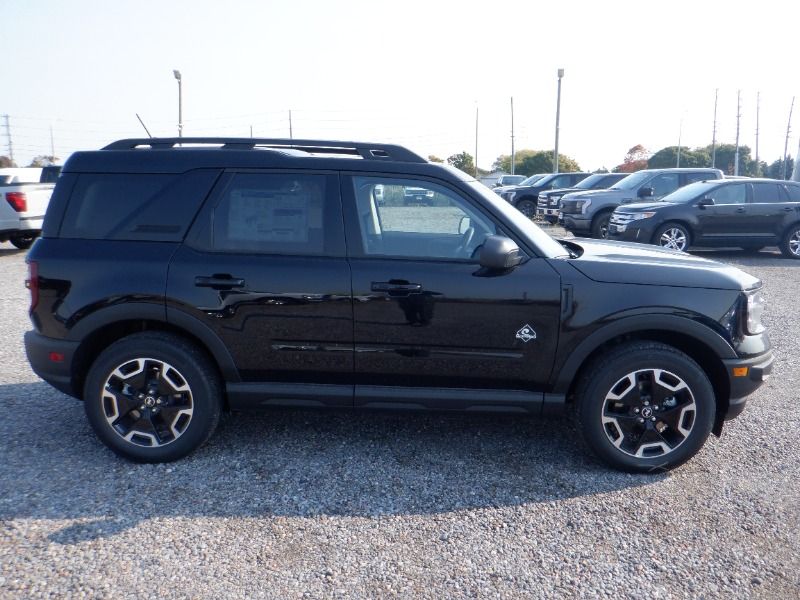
493,149,580,175
613,144,650,173
447,151,475,175
647,146,710,169
0,156,16,168
765,156,794,179
701,144,758,176
27,155,60,167
427,155,444,163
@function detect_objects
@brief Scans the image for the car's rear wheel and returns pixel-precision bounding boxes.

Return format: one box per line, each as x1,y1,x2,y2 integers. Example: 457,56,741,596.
575,342,715,473
779,224,800,259
10,233,36,249
83,332,222,462
515,198,537,218
654,223,691,252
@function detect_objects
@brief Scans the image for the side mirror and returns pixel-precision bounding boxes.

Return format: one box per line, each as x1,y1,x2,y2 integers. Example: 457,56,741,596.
479,235,524,270
696,197,715,209
638,186,654,198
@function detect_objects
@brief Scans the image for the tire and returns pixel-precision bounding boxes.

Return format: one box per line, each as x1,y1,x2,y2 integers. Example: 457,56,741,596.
653,222,691,252
10,233,36,249
591,213,612,239
83,332,222,462
515,198,537,218
779,223,800,259
575,341,715,473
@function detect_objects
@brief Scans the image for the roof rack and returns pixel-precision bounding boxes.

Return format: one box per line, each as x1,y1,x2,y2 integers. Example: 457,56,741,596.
102,138,427,163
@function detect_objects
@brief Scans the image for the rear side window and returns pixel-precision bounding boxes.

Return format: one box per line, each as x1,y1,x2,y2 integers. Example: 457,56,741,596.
210,173,341,256
781,184,800,202
684,172,713,185
751,183,781,204
60,170,219,241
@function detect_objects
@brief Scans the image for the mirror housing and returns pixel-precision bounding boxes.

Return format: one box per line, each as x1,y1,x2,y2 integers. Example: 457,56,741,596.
696,197,715,209
479,235,524,270
638,186,654,198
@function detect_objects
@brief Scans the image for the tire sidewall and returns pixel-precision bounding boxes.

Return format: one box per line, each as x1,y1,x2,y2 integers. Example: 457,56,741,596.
591,213,611,239
780,224,800,259
654,223,691,251
83,335,220,462
516,198,536,217
578,349,715,473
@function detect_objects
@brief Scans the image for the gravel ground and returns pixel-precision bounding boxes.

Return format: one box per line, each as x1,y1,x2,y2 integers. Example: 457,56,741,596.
0,241,798,599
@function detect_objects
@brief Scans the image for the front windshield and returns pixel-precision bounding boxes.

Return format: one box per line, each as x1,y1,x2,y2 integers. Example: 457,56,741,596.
520,174,545,186
610,171,652,191
572,173,607,190
466,181,569,258
657,181,717,203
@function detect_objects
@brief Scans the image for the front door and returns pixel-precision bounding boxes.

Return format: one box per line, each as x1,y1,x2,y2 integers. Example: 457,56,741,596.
696,182,749,244
342,175,562,405
167,171,353,404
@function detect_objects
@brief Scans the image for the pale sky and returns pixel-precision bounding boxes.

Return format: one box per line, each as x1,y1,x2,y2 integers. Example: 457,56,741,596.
1,0,798,171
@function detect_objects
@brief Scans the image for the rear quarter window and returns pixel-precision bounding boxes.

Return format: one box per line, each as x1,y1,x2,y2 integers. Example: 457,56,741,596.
59,170,219,241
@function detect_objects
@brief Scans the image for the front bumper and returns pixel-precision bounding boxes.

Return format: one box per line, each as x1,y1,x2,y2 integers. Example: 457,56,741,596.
560,214,592,232
721,350,774,420
607,221,658,243
24,330,80,398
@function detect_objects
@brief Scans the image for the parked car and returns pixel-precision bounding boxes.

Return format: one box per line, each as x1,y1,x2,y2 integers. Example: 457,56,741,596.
493,173,547,195
493,174,526,188
25,137,772,472
537,173,628,223
560,168,724,239
608,178,800,257
501,172,592,217
0,168,58,249
403,186,435,205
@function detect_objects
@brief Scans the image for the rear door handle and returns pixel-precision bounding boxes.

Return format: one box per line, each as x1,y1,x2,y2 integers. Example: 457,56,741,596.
736,207,746,213
784,207,794,212
195,275,246,289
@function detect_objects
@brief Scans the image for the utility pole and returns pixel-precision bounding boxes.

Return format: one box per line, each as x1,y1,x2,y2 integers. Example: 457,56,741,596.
3,114,13,164
49,125,55,158
289,110,293,140
755,91,760,176
793,136,800,181
554,68,564,173
474,105,479,178
783,96,794,180
510,97,515,175
711,88,718,168
250,125,253,138
677,116,683,167
734,90,741,176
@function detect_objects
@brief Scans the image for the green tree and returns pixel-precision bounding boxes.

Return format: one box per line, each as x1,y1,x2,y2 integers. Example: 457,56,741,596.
765,156,794,179
493,149,580,175
701,144,758,176
427,155,444,163
647,146,710,169
447,151,475,175
0,156,16,167
27,155,59,167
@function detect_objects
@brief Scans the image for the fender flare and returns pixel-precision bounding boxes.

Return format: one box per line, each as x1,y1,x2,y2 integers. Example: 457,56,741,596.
551,314,737,394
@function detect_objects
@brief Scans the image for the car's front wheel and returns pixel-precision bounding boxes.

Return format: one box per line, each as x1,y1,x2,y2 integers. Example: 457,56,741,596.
779,224,800,259
653,223,691,252
83,332,222,462
515,198,537,218
575,342,715,472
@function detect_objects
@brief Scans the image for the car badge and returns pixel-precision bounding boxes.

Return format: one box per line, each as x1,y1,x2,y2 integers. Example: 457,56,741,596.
515,325,536,343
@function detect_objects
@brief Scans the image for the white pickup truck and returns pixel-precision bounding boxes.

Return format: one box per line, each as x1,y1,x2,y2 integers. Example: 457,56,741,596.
0,167,59,249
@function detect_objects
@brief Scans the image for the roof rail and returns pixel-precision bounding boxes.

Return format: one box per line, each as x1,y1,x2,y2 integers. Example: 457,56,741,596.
102,138,427,163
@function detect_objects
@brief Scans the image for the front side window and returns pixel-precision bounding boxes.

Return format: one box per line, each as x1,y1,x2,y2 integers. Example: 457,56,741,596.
211,173,334,255
352,177,497,260
711,183,746,205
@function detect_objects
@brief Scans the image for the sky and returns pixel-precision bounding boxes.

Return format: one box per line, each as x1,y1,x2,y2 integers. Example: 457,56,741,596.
1,0,799,172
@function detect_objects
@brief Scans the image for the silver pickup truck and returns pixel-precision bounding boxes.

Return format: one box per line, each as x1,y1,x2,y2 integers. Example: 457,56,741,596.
0,167,59,249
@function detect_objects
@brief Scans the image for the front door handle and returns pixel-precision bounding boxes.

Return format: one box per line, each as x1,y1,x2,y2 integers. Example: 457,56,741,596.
736,207,746,213
371,281,422,294
195,275,246,289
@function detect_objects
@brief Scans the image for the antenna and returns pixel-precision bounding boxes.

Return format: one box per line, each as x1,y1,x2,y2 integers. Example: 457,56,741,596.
135,113,153,138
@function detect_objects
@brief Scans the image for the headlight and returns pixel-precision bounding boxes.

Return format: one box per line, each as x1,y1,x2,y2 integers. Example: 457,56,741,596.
744,289,766,335
575,198,592,213
628,211,657,221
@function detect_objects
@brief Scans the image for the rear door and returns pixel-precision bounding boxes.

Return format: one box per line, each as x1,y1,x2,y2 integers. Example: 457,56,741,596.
342,174,562,407
166,170,353,404
748,182,791,244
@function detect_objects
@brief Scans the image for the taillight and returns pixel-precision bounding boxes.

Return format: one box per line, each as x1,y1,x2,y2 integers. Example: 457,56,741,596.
6,192,28,212
26,261,39,312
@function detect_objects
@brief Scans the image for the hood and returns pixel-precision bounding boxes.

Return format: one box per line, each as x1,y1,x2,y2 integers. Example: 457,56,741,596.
615,201,674,212
542,186,579,197
563,238,760,291
563,188,626,201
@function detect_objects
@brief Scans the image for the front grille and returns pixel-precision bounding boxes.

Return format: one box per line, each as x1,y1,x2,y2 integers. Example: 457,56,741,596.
560,200,581,215
610,212,637,226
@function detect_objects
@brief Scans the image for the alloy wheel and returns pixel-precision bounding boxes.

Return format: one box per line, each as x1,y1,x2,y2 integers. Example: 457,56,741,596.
601,368,696,458
789,229,800,256
659,228,688,251
101,358,194,447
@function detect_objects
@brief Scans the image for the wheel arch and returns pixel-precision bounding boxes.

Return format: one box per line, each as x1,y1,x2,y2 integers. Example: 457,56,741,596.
69,306,239,401
553,316,735,434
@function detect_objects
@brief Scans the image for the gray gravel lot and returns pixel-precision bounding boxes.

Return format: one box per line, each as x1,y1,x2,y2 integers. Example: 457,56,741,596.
0,240,798,599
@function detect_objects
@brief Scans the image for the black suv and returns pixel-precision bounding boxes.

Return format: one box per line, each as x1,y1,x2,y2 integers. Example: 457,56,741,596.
536,173,628,224
609,178,800,257
24,138,773,472
500,172,591,218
